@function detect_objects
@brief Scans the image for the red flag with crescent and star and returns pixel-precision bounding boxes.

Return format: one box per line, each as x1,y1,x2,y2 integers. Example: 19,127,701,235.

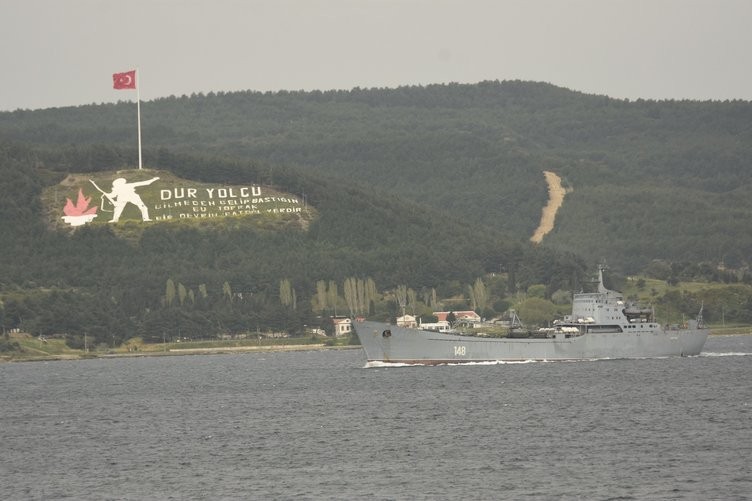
113,70,136,89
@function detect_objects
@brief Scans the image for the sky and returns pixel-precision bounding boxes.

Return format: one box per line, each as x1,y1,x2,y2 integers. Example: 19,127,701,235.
2,0,751,111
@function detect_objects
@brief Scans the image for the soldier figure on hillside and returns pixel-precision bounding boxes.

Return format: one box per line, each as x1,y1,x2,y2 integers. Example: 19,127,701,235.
93,176,159,222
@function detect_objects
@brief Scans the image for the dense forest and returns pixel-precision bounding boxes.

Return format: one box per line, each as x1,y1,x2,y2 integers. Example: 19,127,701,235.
2,81,751,348
2,81,751,270
0,141,590,348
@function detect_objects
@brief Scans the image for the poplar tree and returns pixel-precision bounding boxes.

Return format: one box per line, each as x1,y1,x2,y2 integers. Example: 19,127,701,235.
327,280,338,316
165,278,176,307
472,277,488,312
343,277,357,317
366,278,378,315
356,278,366,315
178,283,187,306
407,288,417,315
316,280,327,313
280,278,295,309
395,285,408,318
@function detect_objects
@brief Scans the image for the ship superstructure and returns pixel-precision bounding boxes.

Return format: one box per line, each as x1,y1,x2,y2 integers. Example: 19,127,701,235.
355,268,708,365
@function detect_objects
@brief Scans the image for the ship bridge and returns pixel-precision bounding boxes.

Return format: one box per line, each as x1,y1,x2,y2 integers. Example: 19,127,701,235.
567,267,654,325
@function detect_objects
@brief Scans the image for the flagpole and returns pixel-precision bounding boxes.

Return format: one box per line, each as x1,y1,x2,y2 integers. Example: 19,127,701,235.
136,68,143,170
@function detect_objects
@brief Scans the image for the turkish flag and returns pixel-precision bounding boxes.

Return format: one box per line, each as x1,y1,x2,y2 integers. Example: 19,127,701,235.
113,70,136,89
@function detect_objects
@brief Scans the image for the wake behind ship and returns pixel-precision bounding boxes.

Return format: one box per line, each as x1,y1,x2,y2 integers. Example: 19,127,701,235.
355,268,708,365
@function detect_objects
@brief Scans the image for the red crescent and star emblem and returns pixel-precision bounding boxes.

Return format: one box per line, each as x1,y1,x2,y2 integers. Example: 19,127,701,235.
113,70,137,90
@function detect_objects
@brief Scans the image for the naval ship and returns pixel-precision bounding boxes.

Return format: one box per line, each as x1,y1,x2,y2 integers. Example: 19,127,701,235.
355,268,708,365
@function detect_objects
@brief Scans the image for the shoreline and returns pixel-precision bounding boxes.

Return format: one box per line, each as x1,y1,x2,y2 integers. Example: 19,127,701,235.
1,343,362,364
3,329,749,364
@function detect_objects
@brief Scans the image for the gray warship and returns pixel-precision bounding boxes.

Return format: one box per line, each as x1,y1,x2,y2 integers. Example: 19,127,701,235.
355,268,708,365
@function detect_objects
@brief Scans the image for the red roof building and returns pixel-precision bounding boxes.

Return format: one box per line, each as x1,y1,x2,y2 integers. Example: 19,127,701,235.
434,310,481,323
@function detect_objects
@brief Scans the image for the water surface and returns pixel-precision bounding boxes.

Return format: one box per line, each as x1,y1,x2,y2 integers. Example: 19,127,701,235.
1,336,750,500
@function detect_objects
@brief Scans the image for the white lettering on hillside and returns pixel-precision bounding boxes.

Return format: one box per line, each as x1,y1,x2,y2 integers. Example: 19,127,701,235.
159,186,261,200
161,186,262,200
153,185,303,219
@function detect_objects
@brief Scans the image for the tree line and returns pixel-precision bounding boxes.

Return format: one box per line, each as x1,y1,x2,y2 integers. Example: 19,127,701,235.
2,81,751,271
0,141,592,348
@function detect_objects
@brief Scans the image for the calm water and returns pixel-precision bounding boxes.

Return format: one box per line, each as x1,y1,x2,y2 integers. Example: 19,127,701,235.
1,336,751,500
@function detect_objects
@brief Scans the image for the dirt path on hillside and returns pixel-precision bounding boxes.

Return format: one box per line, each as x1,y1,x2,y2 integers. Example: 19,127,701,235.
530,171,567,244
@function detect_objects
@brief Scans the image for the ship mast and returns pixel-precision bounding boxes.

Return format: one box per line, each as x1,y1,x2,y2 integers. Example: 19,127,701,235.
597,264,609,293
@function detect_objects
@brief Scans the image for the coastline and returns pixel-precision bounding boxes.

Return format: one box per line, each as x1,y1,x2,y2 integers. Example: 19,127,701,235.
3,327,749,364
0,342,362,364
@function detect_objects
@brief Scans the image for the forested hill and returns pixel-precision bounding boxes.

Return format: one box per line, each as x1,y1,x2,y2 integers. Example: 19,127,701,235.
2,81,752,271
0,141,588,346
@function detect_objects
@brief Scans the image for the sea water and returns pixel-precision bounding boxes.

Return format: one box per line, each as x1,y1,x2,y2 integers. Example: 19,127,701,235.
1,335,750,500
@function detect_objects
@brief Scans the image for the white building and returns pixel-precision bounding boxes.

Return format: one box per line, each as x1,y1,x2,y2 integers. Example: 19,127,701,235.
332,317,353,337
396,314,418,328
419,320,452,332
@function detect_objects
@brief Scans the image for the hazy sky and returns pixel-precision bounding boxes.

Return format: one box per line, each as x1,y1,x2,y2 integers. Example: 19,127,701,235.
2,0,751,111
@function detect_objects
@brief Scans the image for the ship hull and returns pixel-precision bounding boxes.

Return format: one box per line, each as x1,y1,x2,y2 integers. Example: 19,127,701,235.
355,321,709,365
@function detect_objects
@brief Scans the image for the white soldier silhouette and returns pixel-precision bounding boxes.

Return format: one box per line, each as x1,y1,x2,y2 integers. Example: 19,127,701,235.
103,177,159,222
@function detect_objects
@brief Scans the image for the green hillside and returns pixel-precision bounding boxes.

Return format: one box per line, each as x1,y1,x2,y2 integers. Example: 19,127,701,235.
2,82,751,271
0,142,591,348
2,81,752,349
